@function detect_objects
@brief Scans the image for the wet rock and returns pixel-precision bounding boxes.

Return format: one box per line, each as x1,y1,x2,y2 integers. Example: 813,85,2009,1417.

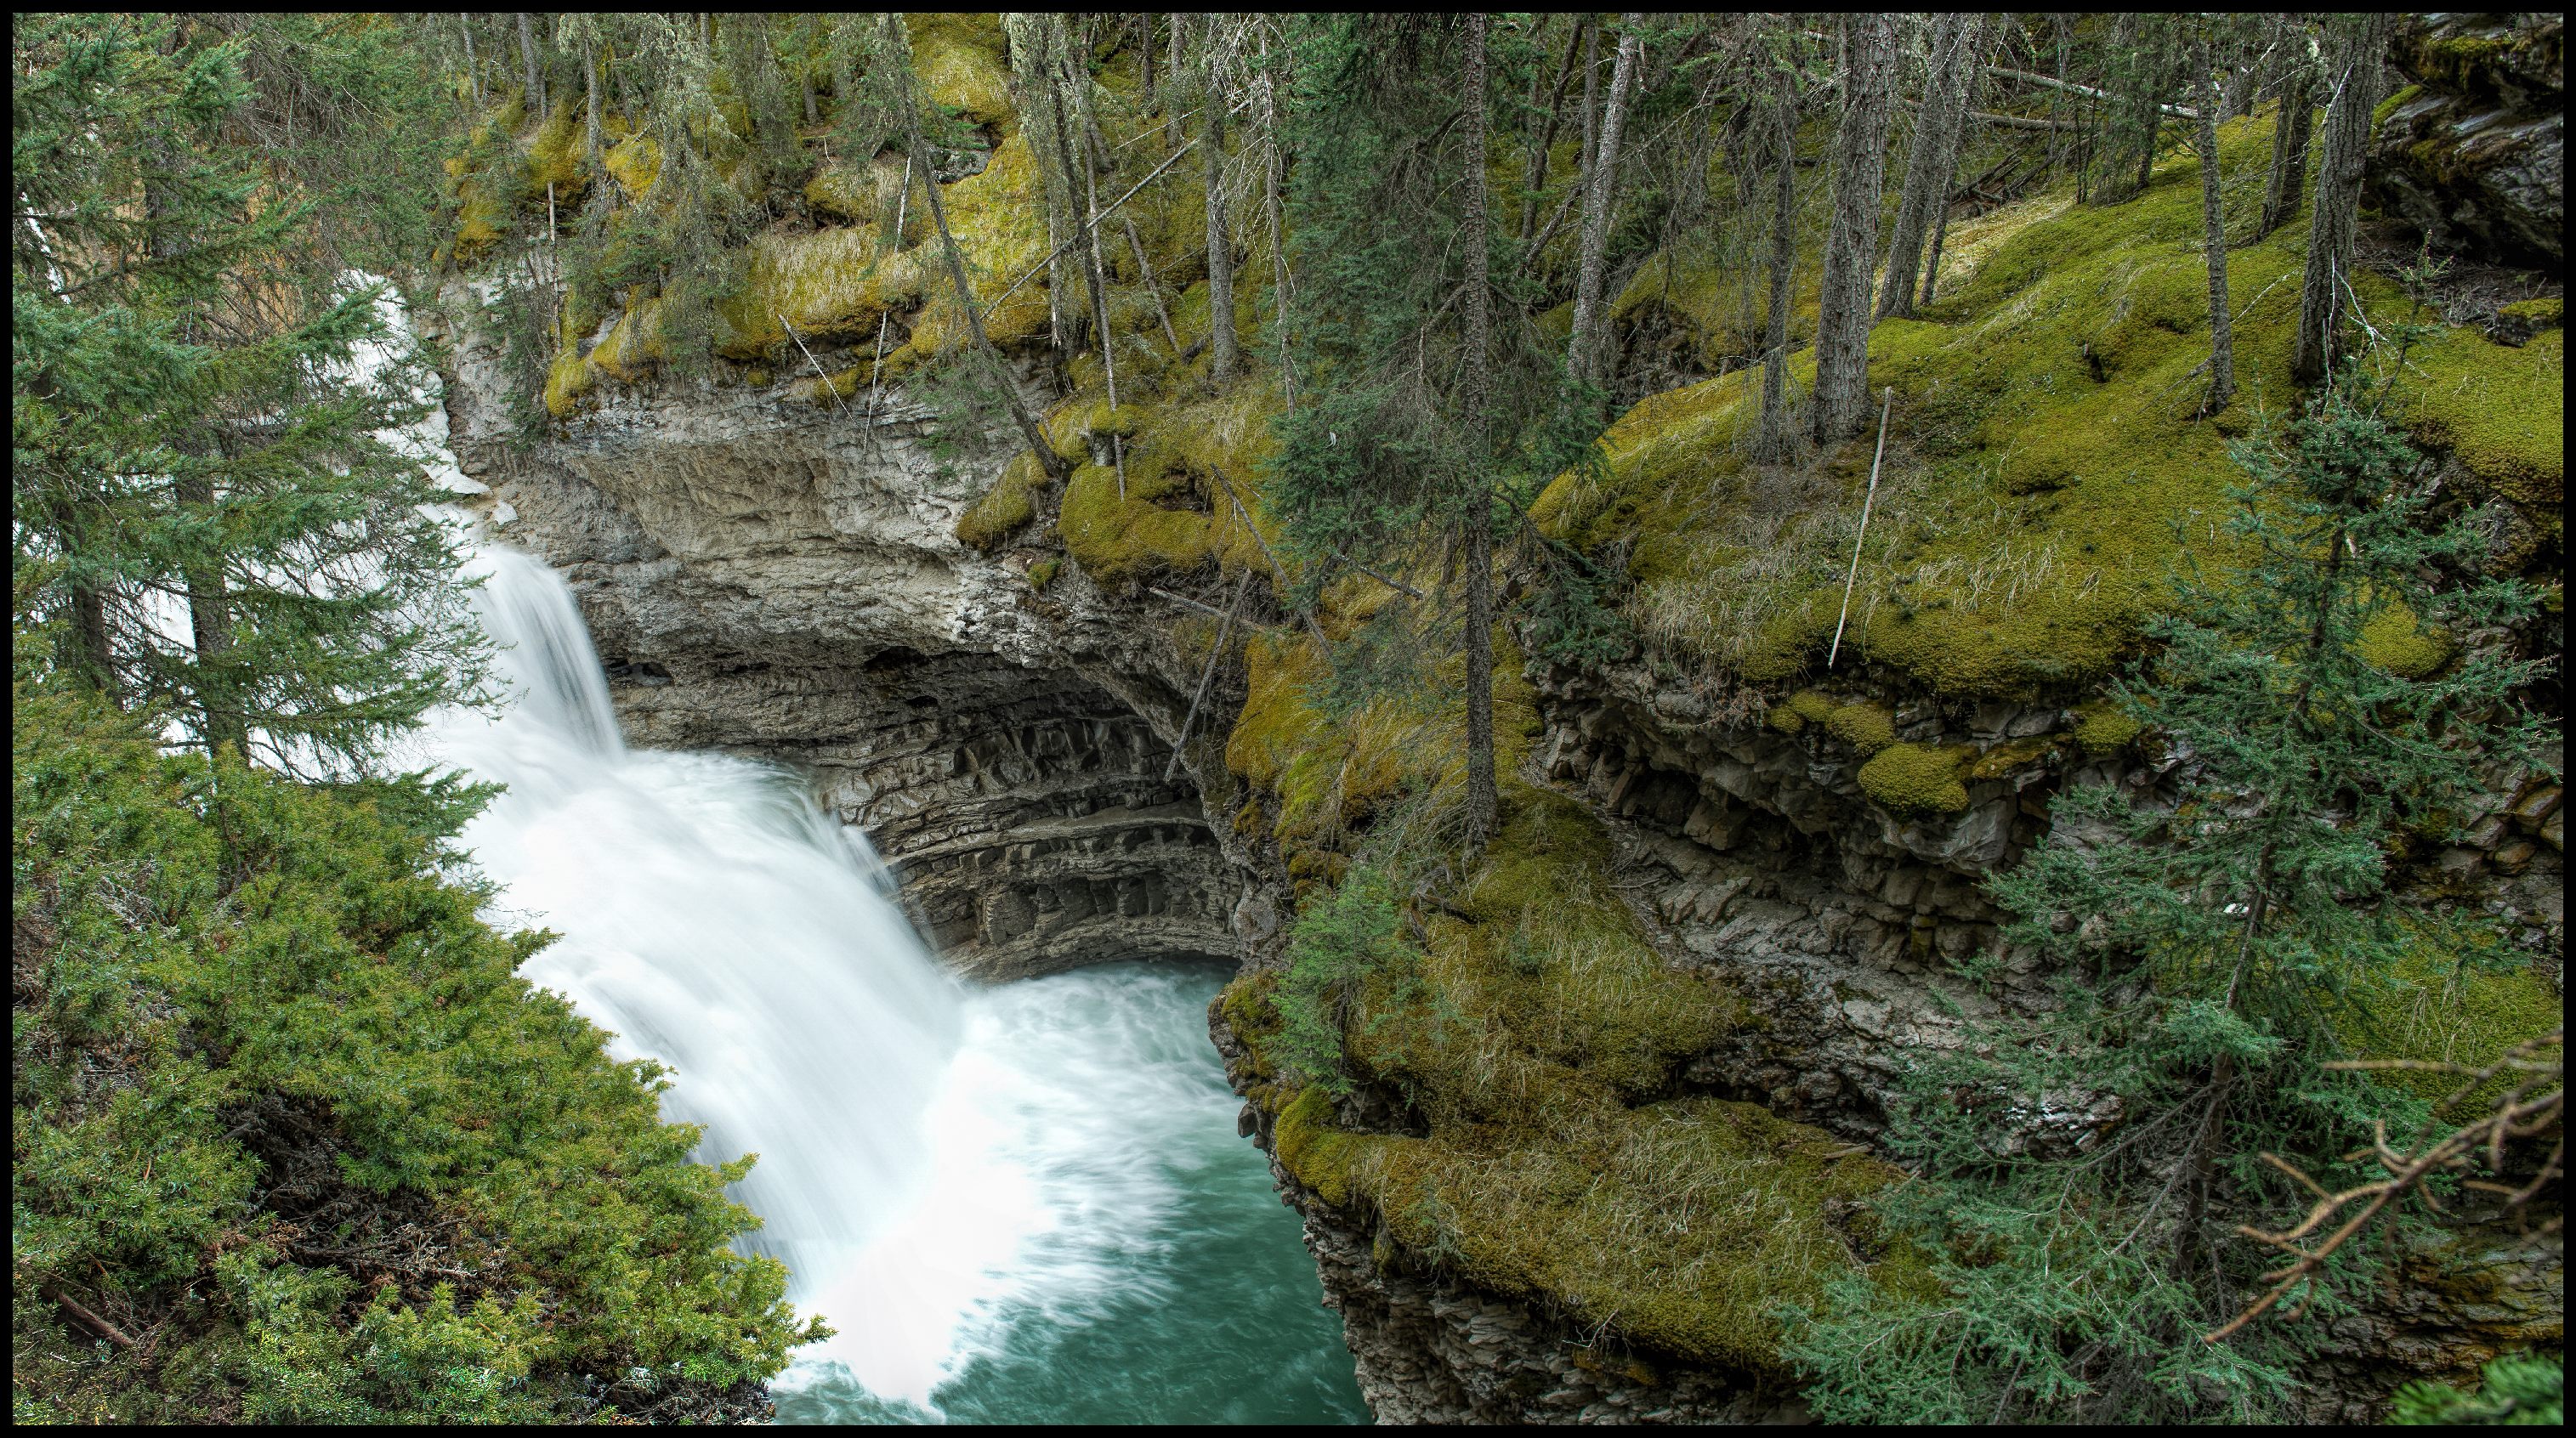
2369,14,2565,267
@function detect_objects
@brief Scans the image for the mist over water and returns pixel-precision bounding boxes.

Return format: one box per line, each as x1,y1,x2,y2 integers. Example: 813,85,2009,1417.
429,544,1363,1424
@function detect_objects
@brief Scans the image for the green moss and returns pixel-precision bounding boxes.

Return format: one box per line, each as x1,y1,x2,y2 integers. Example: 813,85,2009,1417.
585,297,667,383
542,347,594,419
2404,326,2563,507
1058,461,1212,586
2070,699,2144,755
956,450,1047,553
2356,604,2454,679
1968,733,2062,781
1858,743,1973,815
1823,702,1897,755
1274,1086,1372,1208
1025,558,1060,591
2373,83,2424,125
905,13,1015,128
2342,937,2562,1109
2496,297,2562,330
604,133,661,202
1533,109,2534,701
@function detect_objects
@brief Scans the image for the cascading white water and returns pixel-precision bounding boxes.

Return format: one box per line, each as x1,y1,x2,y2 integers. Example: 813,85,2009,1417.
428,544,1365,1423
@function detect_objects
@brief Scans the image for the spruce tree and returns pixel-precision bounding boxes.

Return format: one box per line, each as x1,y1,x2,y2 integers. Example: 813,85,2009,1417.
14,13,488,773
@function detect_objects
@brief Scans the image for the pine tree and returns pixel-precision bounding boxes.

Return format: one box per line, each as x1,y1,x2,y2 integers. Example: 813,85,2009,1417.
14,13,489,772
1459,13,1499,852
1202,13,1240,387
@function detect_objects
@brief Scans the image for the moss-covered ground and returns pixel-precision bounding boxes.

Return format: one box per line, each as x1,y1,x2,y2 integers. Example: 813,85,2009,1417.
1534,107,2562,702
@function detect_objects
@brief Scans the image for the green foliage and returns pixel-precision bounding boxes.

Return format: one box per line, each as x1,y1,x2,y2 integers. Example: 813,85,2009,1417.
12,671,825,1423
2392,1353,2565,1426
1269,862,1419,1096
14,13,491,771
1784,360,2556,1422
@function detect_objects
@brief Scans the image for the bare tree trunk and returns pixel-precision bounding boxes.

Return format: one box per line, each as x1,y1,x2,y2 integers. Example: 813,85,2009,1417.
2293,14,2392,388
1577,17,1601,210
2258,31,2314,240
586,41,605,167
1879,12,1966,318
1260,28,1296,410
2045,14,2072,180
1520,18,1581,243
1755,59,1801,462
1565,15,1641,388
1166,13,1185,152
897,19,1068,482
1202,13,1238,385
1043,21,1115,385
460,14,482,110
1918,17,1989,309
518,12,544,113
2195,38,2235,411
1812,12,1895,445
1461,14,1498,855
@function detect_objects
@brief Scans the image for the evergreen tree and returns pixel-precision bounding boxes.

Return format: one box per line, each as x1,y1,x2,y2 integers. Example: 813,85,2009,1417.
13,13,489,773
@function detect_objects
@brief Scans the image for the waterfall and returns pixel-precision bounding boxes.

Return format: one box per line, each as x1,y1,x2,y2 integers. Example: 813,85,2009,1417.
430,544,971,1399
426,542,1364,1422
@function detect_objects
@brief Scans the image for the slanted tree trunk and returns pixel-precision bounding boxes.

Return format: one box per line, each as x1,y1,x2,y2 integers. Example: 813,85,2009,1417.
1003,13,1079,355
1564,14,1640,387
1755,57,1801,462
1879,12,1966,318
2293,14,2392,388
1576,17,1601,210
1042,21,1114,381
2195,37,2235,412
1460,14,1498,855
518,13,544,113
1812,12,1895,445
896,21,1068,482
1202,13,1239,386
2258,30,2314,240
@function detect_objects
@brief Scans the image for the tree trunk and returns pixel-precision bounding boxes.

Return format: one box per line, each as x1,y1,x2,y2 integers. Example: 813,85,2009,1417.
1520,18,1581,243
2292,14,2392,388
1166,13,1185,152
518,13,544,114
2258,37,2313,240
585,41,605,167
1577,17,1601,212
1755,59,1801,462
1461,14,1498,855
2195,38,2235,412
901,42,1068,482
1919,19,1988,309
1043,23,1114,383
1812,12,1895,445
1565,15,1641,388
1202,13,1239,386
69,576,118,699
2045,14,2072,180
1879,12,1966,319
460,14,481,110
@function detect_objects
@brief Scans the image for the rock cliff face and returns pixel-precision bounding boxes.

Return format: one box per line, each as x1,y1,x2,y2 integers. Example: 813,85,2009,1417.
437,280,2559,1422
443,330,1246,982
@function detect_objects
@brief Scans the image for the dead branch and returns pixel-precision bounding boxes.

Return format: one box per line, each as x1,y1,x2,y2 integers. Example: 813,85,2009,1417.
2204,1027,2563,1345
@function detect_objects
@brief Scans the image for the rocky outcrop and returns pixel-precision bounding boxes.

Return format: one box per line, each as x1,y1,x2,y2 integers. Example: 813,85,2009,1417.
438,309,1249,982
2371,13,2565,267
